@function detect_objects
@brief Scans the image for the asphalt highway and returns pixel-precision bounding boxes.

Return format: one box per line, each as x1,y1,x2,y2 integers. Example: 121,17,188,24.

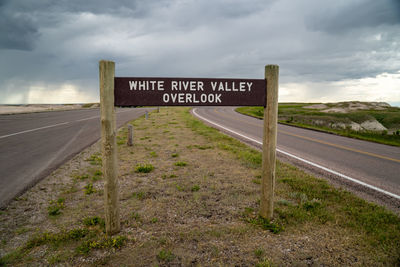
0,108,150,208
193,107,400,201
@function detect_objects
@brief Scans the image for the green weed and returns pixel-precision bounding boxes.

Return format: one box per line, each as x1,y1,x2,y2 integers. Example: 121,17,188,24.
73,174,89,180
256,257,274,267
244,215,284,234
135,163,154,173
25,228,89,250
76,235,127,255
175,184,184,191
82,216,105,228
254,248,264,258
132,191,146,200
0,248,25,265
157,249,175,262
193,144,213,150
84,183,95,195
162,174,177,179
174,161,187,167
191,185,200,192
85,153,102,165
48,198,65,216
92,170,102,181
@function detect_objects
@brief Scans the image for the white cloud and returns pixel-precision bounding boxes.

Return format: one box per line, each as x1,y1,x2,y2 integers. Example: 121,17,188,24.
280,71,400,104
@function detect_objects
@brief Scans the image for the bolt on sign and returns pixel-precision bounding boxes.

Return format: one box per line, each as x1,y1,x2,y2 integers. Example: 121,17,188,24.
99,60,278,235
114,77,266,106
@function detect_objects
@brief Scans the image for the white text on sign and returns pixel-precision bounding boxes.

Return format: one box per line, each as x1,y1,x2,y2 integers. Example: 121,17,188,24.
129,80,253,92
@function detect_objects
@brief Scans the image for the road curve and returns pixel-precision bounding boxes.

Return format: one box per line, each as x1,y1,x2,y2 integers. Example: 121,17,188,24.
0,108,151,208
193,107,400,202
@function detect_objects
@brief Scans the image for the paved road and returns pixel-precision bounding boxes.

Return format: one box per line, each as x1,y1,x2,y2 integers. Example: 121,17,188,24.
193,107,400,199
0,108,150,208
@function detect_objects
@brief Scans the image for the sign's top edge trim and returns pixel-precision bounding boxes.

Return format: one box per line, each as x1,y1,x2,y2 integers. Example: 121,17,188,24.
115,77,265,81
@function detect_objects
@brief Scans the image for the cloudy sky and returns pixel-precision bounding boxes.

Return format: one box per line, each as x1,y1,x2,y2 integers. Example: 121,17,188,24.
1,0,400,105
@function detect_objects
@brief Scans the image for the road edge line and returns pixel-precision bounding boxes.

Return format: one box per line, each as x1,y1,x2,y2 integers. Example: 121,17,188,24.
192,108,400,201
0,122,70,139
0,109,140,139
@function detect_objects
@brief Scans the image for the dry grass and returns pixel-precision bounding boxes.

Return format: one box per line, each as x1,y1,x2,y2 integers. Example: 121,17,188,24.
0,107,399,266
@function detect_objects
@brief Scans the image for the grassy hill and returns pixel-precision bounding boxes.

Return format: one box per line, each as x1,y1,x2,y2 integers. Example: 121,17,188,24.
237,102,400,146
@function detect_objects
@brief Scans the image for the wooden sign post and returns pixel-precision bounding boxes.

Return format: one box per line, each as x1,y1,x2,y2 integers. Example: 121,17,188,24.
260,65,279,220
99,60,120,235
99,61,278,234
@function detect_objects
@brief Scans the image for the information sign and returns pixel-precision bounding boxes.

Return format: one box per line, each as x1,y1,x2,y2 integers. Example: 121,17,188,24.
114,77,266,106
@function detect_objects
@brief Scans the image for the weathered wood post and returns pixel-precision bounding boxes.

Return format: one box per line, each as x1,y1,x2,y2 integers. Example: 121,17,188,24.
99,60,120,234
260,65,279,220
127,124,133,146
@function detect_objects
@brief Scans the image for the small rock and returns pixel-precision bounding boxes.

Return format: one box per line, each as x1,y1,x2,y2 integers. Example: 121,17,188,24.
349,122,362,131
360,119,387,131
331,122,347,129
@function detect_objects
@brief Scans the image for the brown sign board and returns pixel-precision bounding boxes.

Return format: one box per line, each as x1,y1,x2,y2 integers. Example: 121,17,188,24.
114,77,266,106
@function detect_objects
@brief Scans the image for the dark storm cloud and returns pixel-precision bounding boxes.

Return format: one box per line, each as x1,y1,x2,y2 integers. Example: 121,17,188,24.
306,0,400,34
0,0,39,50
0,0,399,104
0,0,172,51
1,0,143,16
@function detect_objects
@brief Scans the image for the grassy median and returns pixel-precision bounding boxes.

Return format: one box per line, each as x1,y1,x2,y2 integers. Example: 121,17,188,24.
0,107,399,266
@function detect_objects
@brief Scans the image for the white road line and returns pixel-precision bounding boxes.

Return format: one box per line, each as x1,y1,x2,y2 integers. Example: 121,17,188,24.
75,116,99,122
192,108,400,200
0,109,144,140
0,122,70,140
